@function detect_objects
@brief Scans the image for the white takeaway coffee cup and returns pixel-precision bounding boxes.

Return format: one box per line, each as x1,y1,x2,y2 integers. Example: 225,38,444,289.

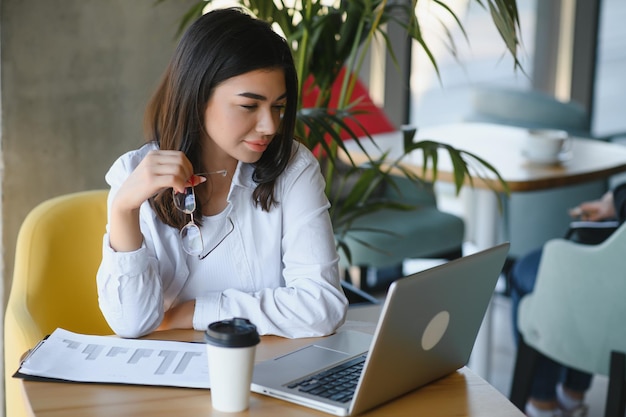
205,317,260,412
522,129,572,163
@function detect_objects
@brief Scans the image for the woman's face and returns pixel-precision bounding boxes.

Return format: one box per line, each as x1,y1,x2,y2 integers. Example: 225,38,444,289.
203,68,287,165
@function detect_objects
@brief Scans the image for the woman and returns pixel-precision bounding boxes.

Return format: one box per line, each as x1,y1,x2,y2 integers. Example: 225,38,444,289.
97,8,348,339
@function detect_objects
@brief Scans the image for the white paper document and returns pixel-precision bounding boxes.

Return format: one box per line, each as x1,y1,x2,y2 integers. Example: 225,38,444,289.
16,328,210,388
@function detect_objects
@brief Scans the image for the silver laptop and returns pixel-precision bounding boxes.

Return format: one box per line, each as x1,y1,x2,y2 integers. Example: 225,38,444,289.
251,242,509,416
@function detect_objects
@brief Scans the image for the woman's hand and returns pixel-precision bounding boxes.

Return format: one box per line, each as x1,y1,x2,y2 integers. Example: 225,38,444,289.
109,150,204,252
568,191,615,222
157,300,196,331
114,150,196,213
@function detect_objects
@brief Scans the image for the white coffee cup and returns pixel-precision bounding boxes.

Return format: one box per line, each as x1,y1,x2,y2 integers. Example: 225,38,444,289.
522,129,572,163
205,317,260,412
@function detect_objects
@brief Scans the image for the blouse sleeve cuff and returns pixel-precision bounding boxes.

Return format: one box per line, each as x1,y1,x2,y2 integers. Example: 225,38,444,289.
192,294,222,331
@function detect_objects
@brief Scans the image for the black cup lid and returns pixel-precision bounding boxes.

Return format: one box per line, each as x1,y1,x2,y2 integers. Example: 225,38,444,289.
204,317,260,348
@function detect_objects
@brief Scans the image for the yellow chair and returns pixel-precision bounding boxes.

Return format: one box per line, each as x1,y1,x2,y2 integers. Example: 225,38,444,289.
4,190,112,417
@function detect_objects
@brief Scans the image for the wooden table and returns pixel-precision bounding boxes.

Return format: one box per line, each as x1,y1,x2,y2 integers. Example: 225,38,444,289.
347,122,626,192
343,122,626,249
20,306,524,417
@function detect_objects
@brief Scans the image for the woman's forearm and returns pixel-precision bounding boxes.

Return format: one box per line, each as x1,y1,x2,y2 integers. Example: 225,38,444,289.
109,200,143,252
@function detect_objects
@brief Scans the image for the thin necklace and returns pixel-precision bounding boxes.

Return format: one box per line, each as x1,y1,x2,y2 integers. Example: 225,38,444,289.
198,217,235,260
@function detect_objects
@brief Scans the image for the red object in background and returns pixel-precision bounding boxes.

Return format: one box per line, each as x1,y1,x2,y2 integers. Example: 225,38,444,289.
301,68,396,140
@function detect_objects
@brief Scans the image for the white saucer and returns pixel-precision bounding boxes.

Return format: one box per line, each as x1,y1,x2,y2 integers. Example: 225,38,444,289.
522,150,572,165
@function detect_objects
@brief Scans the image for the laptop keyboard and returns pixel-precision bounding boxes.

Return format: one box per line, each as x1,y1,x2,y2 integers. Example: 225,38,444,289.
286,355,366,403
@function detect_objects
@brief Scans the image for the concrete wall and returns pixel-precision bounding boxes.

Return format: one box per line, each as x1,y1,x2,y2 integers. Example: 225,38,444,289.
0,1,197,414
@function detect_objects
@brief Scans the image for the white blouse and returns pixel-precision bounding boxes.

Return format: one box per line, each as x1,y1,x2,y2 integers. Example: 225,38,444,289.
96,141,348,338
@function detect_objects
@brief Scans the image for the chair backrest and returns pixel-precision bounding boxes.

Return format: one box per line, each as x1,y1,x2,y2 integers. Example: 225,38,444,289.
4,190,112,417
518,221,626,376
301,67,397,140
466,86,592,137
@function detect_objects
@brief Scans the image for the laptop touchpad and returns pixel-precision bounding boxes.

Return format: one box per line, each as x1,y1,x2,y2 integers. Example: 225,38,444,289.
273,345,350,379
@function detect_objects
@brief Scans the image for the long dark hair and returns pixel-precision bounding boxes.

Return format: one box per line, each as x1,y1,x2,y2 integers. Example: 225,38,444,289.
144,8,298,229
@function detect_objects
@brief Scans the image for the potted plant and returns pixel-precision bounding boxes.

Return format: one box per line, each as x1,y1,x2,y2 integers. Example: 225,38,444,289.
161,0,517,263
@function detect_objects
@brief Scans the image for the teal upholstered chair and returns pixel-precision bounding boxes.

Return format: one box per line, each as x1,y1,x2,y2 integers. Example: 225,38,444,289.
338,174,465,292
509,222,626,416
312,70,465,293
466,86,592,137
464,86,608,258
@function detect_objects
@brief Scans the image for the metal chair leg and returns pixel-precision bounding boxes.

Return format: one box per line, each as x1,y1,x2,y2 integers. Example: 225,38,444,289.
509,336,539,411
605,351,626,417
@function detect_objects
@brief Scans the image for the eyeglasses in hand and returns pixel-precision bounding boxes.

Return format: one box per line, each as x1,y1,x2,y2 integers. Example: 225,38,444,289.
172,172,234,259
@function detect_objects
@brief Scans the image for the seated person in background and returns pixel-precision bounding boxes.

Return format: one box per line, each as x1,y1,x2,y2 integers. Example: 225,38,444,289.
96,8,348,339
510,183,626,417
